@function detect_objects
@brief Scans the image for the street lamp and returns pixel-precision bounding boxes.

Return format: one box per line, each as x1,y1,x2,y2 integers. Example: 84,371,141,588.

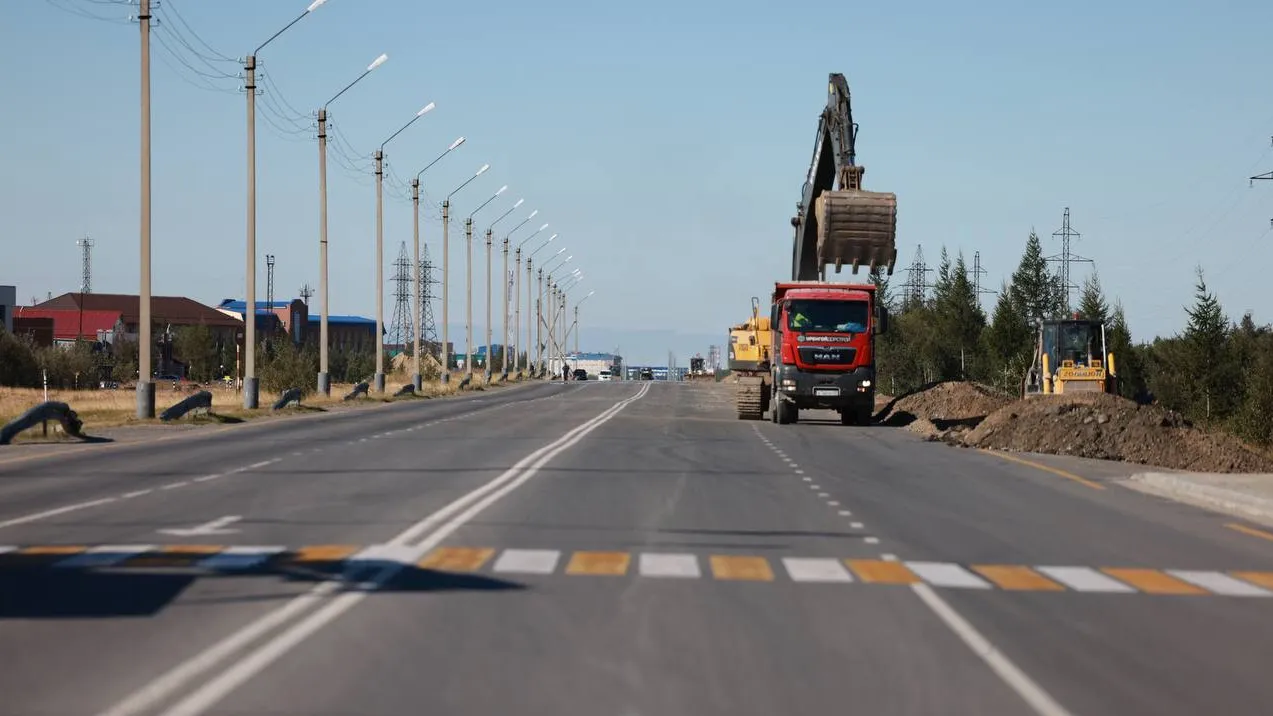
531,242,562,376
572,289,595,354
316,51,388,396
504,214,541,377
373,101,435,393
465,184,508,383
137,0,154,417
440,164,490,382
410,135,465,391
240,0,328,411
514,224,549,376
485,197,524,382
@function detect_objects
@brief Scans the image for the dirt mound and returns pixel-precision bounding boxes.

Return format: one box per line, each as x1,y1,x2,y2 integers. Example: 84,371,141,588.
963,393,1273,473
879,381,1012,428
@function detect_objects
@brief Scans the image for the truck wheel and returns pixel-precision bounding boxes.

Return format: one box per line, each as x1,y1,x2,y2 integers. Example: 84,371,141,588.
856,406,873,426
776,398,797,424
839,409,853,426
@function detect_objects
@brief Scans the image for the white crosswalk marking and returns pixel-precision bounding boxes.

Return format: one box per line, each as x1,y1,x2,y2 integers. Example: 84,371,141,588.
782,557,854,582
197,546,288,571
1034,566,1135,593
1167,570,1273,597
638,553,701,578
0,546,18,555
493,549,560,574
346,544,418,565
906,561,992,589
54,545,155,568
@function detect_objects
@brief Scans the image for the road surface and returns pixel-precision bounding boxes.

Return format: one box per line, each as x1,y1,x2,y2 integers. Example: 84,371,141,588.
1,380,1272,715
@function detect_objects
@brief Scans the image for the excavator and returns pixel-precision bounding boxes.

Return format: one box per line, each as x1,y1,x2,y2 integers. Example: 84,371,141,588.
730,297,773,419
734,72,898,420
686,355,714,382
1023,313,1118,397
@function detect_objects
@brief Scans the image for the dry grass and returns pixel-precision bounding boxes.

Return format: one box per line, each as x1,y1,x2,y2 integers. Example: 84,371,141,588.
1,367,529,436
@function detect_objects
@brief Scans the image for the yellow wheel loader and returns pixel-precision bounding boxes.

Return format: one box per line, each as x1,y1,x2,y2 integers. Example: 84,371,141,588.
1023,315,1118,397
730,297,774,419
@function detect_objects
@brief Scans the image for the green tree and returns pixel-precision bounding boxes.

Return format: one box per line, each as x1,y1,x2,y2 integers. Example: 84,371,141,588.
1182,268,1238,421
0,329,40,387
980,282,1032,393
1007,230,1062,324
1078,271,1110,325
175,324,218,382
1105,301,1145,400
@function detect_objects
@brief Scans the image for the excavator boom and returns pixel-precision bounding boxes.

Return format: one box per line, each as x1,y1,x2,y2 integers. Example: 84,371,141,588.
791,73,898,281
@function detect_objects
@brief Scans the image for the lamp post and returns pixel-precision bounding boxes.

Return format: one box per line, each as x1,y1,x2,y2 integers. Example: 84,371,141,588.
464,184,508,383
316,51,387,396
503,214,540,378
410,136,465,391
440,163,489,383
527,237,560,378
513,223,549,376
543,253,574,376
373,101,435,393
572,289,595,354
485,198,523,382
137,0,154,417
241,0,328,410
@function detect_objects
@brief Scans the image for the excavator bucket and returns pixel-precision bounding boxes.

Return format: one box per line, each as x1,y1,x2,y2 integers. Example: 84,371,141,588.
814,189,898,275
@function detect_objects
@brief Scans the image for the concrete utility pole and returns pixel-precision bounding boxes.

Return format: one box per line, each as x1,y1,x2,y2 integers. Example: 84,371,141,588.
502,214,541,375
442,163,490,382
137,0,153,418
243,0,327,409
317,52,388,395
464,184,507,383
411,137,465,390
374,102,435,392
483,198,523,381
513,223,550,374
536,268,544,374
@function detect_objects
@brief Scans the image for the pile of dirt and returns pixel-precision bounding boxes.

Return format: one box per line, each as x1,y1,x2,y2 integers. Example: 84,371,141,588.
877,381,1013,440
962,392,1273,473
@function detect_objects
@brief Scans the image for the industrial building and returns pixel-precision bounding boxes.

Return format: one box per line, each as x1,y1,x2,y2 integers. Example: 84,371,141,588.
551,352,622,379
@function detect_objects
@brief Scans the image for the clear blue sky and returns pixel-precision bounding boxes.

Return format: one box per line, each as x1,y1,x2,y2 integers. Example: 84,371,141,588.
3,0,1272,364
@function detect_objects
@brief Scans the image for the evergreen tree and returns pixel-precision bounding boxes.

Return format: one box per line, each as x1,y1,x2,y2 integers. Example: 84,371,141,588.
1183,267,1237,421
1078,271,1110,325
981,281,1032,393
175,324,218,382
1007,230,1061,325
869,266,895,311
1106,301,1145,401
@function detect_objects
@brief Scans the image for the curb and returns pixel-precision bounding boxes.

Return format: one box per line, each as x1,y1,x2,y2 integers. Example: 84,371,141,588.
1125,472,1273,527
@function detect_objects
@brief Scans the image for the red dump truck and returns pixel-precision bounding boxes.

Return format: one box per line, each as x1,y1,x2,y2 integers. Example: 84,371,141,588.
766,281,888,425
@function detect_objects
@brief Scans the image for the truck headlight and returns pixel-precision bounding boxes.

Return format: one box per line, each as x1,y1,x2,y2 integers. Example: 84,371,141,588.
860,379,872,387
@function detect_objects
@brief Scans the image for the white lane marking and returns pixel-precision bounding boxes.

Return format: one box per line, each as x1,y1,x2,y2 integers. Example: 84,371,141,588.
818,492,830,498
865,537,881,545
1034,566,1135,593
638,553,701,578
827,500,840,506
906,561,992,589
345,544,418,566
192,475,221,483
838,510,852,515
911,584,1075,716
196,546,287,571
810,484,821,489
161,482,188,490
102,382,651,716
492,549,561,574
291,451,303,456
803,477,813,482
794,469,804,475
123,489,154,498
54,545,155,568
881,553,898,562
850,522,865,529
783,557,853,582
1167,570,1273,597
158,516,242,537
0,497,117,529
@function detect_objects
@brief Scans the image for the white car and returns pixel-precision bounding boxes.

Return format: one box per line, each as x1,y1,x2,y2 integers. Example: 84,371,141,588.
597,370,612,381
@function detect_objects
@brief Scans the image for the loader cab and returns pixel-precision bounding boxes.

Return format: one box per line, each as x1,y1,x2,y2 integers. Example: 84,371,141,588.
1024,316,1115,396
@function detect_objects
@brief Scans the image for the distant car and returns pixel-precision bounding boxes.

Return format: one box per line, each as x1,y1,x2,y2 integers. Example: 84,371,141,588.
639,368,653,381
598,370,612,382
572,368,588,380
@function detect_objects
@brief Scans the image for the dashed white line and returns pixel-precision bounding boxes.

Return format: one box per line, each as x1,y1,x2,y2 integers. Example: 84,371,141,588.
810,484,821,489
0,497,118,529
818,492,830,498
881,553,899,561
827,500,840,506
803,477,813,482
123,489,153,498
192,475,221,483
161,482,188,490
865,537,881,545
794,469,804,475
850,522,864,529
838,509,852,516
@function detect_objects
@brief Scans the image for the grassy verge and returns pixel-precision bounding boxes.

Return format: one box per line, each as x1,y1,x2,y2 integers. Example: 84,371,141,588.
0,369,534,442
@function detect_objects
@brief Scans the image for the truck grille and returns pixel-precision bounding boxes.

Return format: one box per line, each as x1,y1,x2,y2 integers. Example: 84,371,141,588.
797,346,857,365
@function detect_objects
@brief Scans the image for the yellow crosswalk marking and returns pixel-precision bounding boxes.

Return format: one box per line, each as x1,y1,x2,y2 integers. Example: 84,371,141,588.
419,547,495,572
846,559,920,584
1231,571,1273,591
972,565,1065,591
289,545,359,562
1101,568,1208,595
710,555,774,581
566,551,631,576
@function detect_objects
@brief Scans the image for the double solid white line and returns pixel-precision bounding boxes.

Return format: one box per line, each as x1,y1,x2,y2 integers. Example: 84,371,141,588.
98,382,651,716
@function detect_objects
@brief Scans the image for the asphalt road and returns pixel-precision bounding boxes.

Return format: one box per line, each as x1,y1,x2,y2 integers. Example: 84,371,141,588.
2,379,1273,715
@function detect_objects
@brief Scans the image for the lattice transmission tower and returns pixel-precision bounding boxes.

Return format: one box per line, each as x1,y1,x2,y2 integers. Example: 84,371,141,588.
1046,207,1092,313
388,242,415,350
970,250,997,308
900,244,932,310
418,244,440,354
77,235,93,294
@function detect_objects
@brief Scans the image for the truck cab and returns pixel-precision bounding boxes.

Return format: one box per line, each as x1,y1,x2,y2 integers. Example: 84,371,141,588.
768,281,887,425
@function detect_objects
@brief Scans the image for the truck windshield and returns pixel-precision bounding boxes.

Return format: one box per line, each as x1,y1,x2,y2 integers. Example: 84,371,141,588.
786,300,869,333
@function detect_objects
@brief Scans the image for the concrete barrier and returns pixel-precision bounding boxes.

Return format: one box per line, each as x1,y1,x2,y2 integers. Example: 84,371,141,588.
159,390,213,422
272,387,303,410
0,401,85,445
344,382,370,401
394,384,415,397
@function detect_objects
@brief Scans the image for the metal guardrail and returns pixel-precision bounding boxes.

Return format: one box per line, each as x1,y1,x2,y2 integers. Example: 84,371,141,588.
159,390,213,422
0,401,85,445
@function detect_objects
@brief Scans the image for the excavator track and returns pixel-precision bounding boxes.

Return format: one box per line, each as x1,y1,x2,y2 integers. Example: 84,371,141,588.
736,376,766,420
814,190,898,275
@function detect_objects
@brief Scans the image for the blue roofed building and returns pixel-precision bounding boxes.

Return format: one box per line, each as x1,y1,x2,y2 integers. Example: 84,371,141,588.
216,299,378,350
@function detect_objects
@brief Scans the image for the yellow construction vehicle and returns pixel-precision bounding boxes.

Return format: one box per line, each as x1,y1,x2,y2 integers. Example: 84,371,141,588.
1023,314,1118,397
730,297,774,419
